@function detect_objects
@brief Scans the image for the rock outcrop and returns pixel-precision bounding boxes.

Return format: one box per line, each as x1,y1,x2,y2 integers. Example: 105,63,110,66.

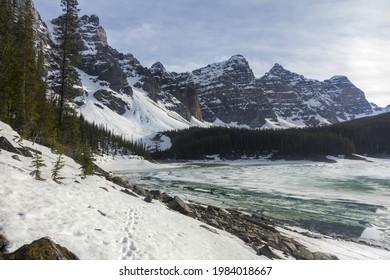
0,237,79,260
78,14,134,96
0,234,7,253
0,136,33,157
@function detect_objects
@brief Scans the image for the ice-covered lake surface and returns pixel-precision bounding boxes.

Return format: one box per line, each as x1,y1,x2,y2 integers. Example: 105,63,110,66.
129,157,390,249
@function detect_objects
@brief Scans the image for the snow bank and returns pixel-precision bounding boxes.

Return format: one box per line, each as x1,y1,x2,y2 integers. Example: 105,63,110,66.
94,155,180,173
278,226,390,260
0,121,262,260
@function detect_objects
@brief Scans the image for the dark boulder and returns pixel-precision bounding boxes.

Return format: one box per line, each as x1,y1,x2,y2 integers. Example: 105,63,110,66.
120,189,139,198
313,251,339,260
11,155,21,161
257,245,280,259
0,234,7,253
0,237,79,260
0,136,21,155
168,196,191,215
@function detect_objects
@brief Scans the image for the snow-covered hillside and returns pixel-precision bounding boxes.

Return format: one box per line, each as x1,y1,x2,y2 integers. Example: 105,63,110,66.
0,121,261,260
2,121,389,260
76,70,194,141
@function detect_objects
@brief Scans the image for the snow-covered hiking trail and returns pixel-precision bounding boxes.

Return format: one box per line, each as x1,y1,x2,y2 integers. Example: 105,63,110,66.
120,207,141,260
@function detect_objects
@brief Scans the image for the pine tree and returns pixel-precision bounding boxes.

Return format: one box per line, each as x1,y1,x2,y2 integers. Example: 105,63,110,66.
52,153,65,184
80,143,94,177
30,151,46,181
12,0,40,136
33,43,59,147
53,0,81,127
0,0,15,122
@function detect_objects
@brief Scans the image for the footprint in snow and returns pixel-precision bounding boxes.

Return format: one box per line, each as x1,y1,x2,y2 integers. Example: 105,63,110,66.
119,207,141,260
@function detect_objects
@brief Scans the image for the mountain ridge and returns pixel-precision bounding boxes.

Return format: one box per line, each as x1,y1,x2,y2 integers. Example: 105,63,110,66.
32,10,388,142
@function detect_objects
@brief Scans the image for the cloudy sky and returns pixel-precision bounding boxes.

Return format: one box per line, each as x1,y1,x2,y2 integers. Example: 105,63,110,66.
34,0,390,107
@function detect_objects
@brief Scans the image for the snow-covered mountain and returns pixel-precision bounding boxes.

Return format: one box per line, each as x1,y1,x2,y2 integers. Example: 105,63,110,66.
155,55,384,128
32,6,387,142
60,15,206,141
33,13,206,147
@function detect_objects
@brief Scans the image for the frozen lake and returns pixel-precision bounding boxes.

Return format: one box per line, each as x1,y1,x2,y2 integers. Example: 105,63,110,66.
129,157,390,249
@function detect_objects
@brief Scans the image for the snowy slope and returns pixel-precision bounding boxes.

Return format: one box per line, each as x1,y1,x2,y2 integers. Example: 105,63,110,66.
2,122,389,260
76,70,193,141
0,121,262,260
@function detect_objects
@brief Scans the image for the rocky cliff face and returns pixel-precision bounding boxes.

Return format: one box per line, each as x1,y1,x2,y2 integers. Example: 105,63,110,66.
256,64,374,126
75,15,202,122
78,14,135,96
156,56,377,128
150,62,202,121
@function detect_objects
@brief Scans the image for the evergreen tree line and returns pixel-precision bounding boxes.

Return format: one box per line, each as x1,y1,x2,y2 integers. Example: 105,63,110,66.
79,116,150,159
324,112,390,155
153,113,390,160
0,0,52,141
0,0,149,167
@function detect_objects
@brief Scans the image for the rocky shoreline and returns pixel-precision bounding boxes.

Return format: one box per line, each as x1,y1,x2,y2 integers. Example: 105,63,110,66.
0,159,341,260
108,175,339,260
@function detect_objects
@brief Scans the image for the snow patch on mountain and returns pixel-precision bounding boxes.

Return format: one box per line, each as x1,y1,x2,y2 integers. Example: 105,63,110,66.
76,70,192,141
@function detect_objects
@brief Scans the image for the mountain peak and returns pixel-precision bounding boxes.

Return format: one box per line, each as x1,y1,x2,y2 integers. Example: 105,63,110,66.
269,63,286,73
228,54,246,62
151,62,166,72
150,62,168,79
225,54,251,68
329,75,350,84
78,14,108,48
80,14,100,26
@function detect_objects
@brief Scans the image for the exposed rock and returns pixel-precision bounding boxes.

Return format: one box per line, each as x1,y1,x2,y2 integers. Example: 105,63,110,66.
110,176,133,189
157,55,377,127
120,189,139,198
159,192,174,203
168,196,192,215
257,245,280,260
281,240,298,254
257,65,374,126
295,245,314,260
313,251,339,260
132,185,149,197
94,90,130,115
77,15,133,96
301,231,323,239
144,195,153,203
0,237,79,260
93,163,110,178
150,62,203,121
0,234,7,253
17,147,33,157
97,210,107,217
149,190,161,198
0,137,35,158
12,155,21,161
0,136,22,155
